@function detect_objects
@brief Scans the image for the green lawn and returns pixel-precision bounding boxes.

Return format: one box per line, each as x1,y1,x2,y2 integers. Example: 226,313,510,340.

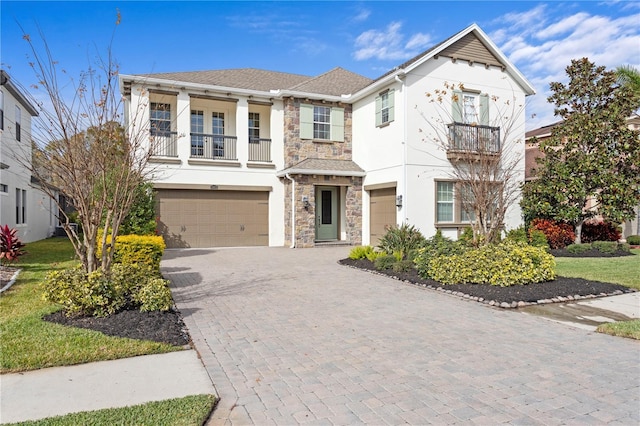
0,238,181,373
554,249,640,290
597,319,640,340
7,394,215,426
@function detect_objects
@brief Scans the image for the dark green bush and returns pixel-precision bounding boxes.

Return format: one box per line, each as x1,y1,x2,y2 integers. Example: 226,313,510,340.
505,226,549,249
426,242,556,286
413,230,467,278
377,223,426,260
43,264,172,317
392,260,415,273
566,243,592,254
591,241,620,254
374,254,398,270
626,235,640,245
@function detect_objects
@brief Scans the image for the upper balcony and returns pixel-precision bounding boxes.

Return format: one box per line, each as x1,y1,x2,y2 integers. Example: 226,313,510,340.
446,122,501,162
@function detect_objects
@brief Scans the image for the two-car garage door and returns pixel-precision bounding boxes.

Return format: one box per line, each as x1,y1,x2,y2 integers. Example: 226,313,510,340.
156,189,269,248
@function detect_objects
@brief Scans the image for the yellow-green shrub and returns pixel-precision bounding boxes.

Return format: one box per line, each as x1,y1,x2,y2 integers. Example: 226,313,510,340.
427,242,556,286
349,245,375,260
133,278,173,312
97,234,166,270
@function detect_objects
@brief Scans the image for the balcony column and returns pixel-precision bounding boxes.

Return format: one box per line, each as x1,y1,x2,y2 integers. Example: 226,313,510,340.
176,91,191,160
236,98,249,163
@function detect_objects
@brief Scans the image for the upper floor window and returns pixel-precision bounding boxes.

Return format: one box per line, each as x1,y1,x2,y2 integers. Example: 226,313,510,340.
0,183,8,193
15,106,21,141
375,89,395,126
150,102,171,135
249,112,260,142
452,90,489,125
212,112,225,157
191,110,204,156
0,91,4,130
299,104,344,142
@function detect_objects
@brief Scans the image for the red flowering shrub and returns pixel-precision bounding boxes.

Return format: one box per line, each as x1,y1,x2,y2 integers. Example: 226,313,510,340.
531,218,575,249
0,225,26,265
581,221,621,243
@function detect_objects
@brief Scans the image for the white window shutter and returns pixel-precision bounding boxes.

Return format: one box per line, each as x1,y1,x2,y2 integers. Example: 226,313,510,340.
375,95,382,127
300,104,313,139
388,89,395,123
452,90,463,123
331,107,344,142
479,94,489,126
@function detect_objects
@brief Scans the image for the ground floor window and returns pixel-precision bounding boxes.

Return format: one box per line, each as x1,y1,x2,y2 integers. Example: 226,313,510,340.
16,188,26,224
435,181,475,224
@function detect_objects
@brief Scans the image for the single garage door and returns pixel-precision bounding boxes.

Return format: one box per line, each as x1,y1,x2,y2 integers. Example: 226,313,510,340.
370,187,396,246
156,189,269,248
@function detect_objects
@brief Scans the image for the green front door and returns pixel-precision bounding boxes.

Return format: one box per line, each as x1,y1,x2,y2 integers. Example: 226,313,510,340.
316,186,338,241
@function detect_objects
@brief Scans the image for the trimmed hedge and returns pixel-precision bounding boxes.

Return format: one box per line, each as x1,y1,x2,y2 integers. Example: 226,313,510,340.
420,242,556,287
627,235,640,245
97,234,166,270
42,264,173,317
581,221,621,243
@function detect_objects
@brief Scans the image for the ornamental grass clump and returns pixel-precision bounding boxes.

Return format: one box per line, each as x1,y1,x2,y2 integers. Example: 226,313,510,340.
377,223,426,261
425,242,556,287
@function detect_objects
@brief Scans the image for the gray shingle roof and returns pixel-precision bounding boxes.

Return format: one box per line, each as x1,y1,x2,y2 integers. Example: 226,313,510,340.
277,159,365,177
139,68,312,92
289,67,373,96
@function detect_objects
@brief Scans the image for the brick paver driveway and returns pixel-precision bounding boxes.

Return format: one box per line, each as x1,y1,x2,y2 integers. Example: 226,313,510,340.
163,247,640,425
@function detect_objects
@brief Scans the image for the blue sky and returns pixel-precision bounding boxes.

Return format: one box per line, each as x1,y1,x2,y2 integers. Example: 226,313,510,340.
2,1,639,130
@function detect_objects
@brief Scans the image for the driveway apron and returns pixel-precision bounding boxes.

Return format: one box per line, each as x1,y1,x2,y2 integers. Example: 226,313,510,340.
163,247,640,425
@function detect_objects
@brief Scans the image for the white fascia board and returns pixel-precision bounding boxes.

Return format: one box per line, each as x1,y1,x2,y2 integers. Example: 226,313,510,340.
349,70,406,103
120,74,277,100
270,89,352,103
276,169,366,177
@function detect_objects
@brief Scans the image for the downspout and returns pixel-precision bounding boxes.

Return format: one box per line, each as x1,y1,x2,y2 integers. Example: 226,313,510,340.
285,173,296,248
395,74,408,224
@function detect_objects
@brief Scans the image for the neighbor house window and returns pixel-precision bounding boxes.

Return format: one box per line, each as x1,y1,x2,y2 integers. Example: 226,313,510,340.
191,110,204,156
150,102,171,135
0,183,8,193
16,188,26,224
0,91,4,130
15,106,21,141
248,112,260,142
299,104,344,141
375,89,395,126
212,112,225,157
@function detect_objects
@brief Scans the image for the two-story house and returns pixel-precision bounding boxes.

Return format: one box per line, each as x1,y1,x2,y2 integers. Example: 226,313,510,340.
0,70,57,242
120,24,535,248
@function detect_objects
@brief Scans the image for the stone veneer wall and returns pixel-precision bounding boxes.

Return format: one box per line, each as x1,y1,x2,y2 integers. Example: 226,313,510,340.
282,97,361,247
283,175,363,248
283,98,353,168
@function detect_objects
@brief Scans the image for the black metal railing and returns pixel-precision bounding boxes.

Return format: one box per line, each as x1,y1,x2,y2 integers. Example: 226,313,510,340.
248,138,272,162
150,131,178,157
190,133,237,160
447,123,501,153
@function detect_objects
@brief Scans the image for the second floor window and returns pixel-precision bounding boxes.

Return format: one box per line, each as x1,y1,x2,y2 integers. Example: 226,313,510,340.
249,112,260,142
191,110,204,156
375,89,395,126
453,90,489,126
212,112,225,157
300,103,344,141
15,106,21,141
150,103,171,135
313,106,331,140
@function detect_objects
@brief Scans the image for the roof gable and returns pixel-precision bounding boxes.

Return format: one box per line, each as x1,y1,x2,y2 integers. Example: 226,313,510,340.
438,32,504,69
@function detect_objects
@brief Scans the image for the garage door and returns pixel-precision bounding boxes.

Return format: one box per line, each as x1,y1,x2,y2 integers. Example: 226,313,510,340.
370,187,396,246
156,189,269,248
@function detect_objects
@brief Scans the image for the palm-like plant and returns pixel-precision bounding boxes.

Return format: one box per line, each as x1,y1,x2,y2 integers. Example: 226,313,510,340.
0,225,26,266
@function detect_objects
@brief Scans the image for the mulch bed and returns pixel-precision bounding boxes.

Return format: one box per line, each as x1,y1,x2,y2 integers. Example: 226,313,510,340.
339,257,636,308
43,308,191,347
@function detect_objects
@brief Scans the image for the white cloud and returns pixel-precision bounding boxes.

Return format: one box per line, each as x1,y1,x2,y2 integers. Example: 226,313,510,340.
491,6,640,130
352,8,371,23
353,21,432,61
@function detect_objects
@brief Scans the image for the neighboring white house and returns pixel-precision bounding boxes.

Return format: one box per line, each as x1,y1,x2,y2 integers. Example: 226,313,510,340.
120,24,535,249
0,70,57,243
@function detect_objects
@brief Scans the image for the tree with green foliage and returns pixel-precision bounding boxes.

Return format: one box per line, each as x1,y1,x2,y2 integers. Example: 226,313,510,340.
521,58,640,243
120,183,157,236
616,65,640,101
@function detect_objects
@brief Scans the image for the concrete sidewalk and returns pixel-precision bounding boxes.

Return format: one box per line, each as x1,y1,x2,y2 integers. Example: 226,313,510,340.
0,350,216,424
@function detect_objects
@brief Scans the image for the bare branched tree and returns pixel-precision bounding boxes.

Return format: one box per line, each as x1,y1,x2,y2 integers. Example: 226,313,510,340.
12,16,155,273
417,81,527,245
